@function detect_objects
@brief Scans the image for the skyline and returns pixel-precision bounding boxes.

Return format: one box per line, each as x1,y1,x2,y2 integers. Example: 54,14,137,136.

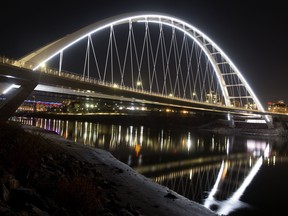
0,1,287,108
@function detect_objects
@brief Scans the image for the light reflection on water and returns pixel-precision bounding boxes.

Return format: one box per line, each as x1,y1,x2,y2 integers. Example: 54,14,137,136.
12,116,288,216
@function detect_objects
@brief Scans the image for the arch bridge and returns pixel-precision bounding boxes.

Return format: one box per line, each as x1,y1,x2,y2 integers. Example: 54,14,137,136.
0,12,273,126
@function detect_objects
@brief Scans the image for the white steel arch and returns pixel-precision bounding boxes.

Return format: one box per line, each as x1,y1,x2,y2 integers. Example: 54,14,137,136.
17,12,264,111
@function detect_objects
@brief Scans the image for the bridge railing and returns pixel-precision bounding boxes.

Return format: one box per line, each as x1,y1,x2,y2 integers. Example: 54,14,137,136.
0,56,263,113
0,55,156,96
0,56,232,108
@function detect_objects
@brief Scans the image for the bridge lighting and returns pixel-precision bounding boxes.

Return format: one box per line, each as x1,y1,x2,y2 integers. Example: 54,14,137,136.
264,115,271,122
136,81,142,89
2,84,20,94
113,83,119,88
38,63,47,72
227,113,231,121
20,13,265,113
192,92,198,101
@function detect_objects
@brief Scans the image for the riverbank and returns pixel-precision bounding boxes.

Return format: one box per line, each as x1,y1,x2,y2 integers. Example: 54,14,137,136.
200,126,288,137
197,118,288,137
16,112,288,137
0,121,216,216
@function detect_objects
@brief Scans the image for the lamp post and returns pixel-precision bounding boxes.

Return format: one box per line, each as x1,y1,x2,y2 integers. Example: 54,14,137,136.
192,92,198,101
136,81,142,91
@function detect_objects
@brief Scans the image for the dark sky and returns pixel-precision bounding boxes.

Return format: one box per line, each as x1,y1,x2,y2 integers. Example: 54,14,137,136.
0,0,287,108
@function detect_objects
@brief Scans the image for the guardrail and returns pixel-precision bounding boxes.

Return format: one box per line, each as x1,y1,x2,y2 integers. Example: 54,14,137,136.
1,56,263,114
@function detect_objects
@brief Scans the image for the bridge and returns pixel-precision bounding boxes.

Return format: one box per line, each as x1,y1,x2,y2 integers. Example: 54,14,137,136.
0,12,282,127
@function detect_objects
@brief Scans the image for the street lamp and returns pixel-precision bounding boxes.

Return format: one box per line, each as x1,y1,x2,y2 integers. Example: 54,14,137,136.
136,81,142,91
40,63,46,72
192,92,198,101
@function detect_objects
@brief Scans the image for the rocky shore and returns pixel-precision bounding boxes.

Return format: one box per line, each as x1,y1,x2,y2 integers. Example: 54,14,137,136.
0,121,216,216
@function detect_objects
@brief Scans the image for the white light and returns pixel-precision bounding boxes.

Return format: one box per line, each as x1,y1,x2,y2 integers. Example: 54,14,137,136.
246,119,266,123
2,84,20,94
264,115,270,122
205,157,263,215
203,160,225,208
211,157,263,215
264,144,270,158
187,132,191,152
29,13,264,111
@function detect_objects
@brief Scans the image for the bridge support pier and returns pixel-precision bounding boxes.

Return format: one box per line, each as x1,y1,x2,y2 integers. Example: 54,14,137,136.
0,82,37,121
227,113,235,128
227,113,274,129
0,63,39,121
264,115,274,129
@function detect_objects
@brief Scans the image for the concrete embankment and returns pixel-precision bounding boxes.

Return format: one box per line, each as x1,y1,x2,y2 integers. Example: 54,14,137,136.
198,119,288,137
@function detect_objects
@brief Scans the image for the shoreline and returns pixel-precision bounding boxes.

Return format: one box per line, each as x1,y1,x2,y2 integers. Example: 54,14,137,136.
13,112,288,137
198,126,288,137
5,116,286,215
21,124,217,216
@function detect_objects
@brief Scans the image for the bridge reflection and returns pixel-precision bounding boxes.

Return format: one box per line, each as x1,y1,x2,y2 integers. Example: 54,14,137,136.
202,156,263,215
145,142,270,215
12,116,282,215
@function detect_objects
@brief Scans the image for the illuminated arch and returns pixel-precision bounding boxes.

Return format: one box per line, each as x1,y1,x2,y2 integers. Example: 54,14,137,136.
17,12,264,111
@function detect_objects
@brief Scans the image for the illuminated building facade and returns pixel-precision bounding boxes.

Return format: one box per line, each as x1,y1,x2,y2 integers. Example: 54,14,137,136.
267,100,288,113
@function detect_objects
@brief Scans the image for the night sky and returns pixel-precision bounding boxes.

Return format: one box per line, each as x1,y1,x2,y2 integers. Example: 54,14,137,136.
0,0,287,108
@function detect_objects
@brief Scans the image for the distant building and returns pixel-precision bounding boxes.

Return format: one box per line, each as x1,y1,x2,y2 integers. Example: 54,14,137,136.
267,100,288,113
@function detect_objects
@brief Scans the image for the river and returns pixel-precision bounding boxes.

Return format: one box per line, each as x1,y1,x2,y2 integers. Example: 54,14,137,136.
10,115,288,215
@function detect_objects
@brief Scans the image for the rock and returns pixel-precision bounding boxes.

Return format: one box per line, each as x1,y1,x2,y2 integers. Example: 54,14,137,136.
7,177,19,190
9,187,49,211
164,192,177,200
1,184,10,202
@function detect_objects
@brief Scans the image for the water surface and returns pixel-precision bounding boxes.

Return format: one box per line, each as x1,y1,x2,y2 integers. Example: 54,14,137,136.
11,116,288,215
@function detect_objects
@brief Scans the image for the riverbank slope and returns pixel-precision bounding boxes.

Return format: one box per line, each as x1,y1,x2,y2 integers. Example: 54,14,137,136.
0,121,216,216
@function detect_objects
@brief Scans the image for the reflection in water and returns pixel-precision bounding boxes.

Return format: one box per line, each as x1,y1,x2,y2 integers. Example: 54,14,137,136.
11,117,288,215
203,155,264,215
151,140,271,215
15,117,231,167
148,140,270,215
